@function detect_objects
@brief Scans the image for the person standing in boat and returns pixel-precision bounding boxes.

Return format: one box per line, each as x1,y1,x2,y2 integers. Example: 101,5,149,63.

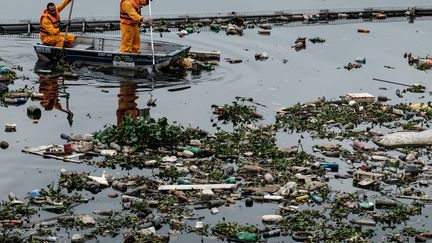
120,0,152,53
39,0,75,47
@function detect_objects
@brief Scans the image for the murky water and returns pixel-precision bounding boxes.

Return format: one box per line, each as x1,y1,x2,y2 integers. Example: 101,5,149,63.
0,2,432,242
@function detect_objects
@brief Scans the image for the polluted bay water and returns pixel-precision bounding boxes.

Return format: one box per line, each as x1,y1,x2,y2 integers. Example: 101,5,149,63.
0,3,432,243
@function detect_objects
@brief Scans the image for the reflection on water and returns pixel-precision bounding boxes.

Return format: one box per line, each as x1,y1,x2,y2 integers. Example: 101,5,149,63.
38,75,74,126
116,80,139,126
34,59,195,126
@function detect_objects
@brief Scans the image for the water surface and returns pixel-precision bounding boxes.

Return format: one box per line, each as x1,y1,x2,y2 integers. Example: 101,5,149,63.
0,4,431,242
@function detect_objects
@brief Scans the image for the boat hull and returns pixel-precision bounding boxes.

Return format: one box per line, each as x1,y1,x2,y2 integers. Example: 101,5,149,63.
34,36,190,71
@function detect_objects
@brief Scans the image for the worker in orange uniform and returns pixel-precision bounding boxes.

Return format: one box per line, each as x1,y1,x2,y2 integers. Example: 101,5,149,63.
120,0,152,53
40,0,75,47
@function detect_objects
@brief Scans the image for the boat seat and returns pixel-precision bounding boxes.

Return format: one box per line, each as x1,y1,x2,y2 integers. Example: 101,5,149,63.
72,44,93,50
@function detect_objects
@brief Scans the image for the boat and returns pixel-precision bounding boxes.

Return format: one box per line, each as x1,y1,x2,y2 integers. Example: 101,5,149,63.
34,36,191,71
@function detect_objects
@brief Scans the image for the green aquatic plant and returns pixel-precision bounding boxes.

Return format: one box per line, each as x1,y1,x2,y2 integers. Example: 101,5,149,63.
212,221,259,237
0,201,36,221
211,97,263,127
95,116,185,149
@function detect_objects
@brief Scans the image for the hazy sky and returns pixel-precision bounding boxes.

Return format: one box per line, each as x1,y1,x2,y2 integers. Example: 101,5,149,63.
0,0,430,20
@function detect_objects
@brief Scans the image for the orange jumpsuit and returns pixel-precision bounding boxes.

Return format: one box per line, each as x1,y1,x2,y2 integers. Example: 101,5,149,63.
120,0,149,53
40,0,75,47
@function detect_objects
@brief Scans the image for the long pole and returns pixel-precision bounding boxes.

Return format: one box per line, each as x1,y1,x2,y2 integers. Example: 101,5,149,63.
372,78,412,87
148,0,156,72
62,0,75,50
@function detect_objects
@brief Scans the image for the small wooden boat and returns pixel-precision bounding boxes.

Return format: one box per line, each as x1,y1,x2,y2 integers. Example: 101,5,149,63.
34,36,191,71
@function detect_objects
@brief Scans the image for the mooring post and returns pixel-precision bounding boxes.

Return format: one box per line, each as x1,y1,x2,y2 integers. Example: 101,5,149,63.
408,7,416,24
82,20,85,33
27,20,31,36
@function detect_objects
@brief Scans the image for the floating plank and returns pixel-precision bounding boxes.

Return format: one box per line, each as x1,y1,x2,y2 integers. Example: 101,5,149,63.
158,184,235,191
345,93,375,104
396,194,432,201
188,50,221,60
350,219,376,226
22,145,83,164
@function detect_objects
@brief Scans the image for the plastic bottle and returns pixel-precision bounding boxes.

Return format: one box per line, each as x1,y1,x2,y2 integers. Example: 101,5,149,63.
359,202,375,211
357,28,370,33
112,180,128,192
176,177,192,185
185,27,194,34
208,199,225,208
263,195,283,201
320,163,339,172
311,194,323,203
375,199,400,209
109,142,121,151
225,176,236,184
210,24,221,33
152,216,164,228
93,209,113,216
184,146,203,156
4,97,27,105
262,229,281,238
236,232,258,242
295,194,309,202
60,133,71,140
354,57,367,64
42,204,66,213
96,127,112,141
